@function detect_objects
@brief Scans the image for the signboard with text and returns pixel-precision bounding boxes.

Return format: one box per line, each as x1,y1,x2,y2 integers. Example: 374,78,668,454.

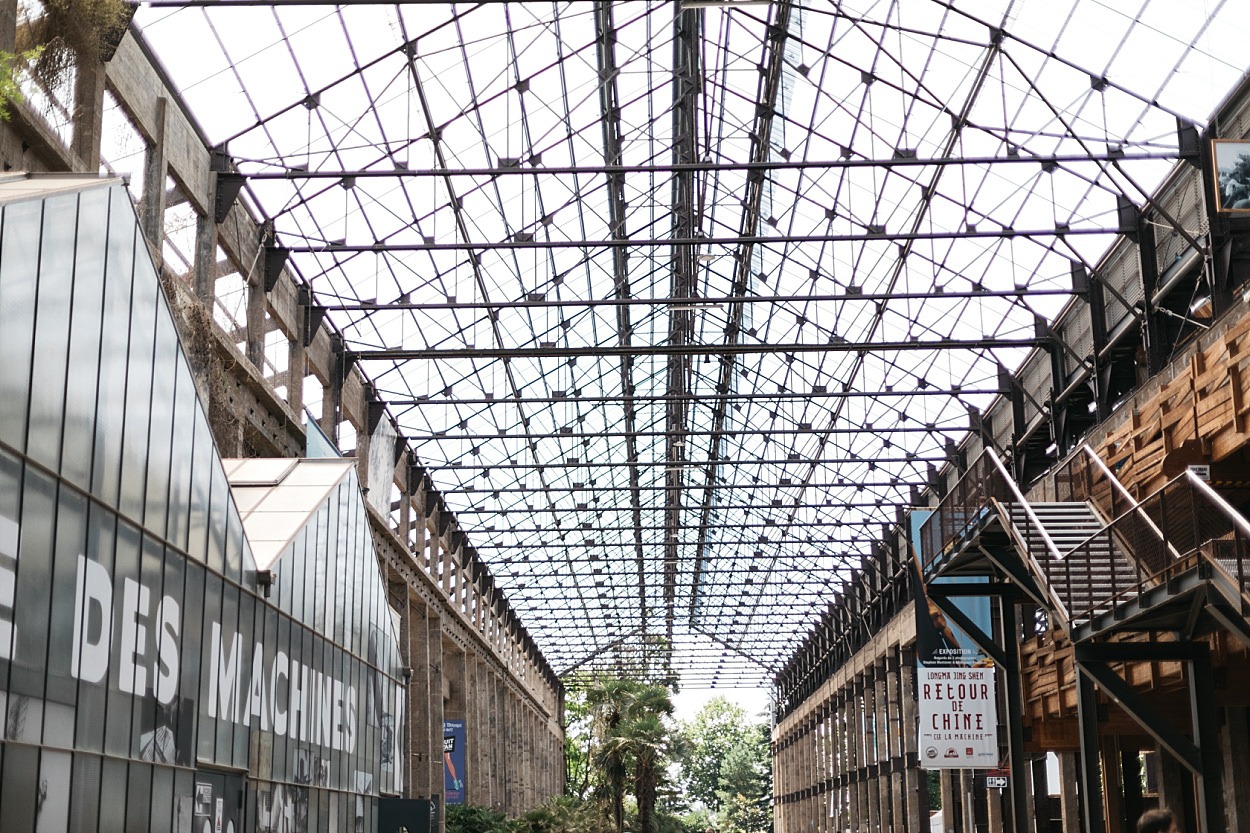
910,510,999,769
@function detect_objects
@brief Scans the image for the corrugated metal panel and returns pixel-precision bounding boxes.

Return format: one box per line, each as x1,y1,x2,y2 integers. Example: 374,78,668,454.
1057,303,1094,364
990,399,1014,450
1019,351,1050,422
1101,245,1142,330
1155,169,1207,267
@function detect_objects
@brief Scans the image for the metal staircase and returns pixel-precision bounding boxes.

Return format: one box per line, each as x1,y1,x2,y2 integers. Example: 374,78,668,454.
919,445,1250,642
1002,501,1139,629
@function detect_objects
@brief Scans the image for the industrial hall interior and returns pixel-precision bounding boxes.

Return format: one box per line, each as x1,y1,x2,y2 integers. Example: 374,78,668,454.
3,0,1250,832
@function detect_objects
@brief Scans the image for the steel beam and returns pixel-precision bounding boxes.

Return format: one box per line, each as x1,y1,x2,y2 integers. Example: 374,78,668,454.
282,225,1119,253
350,337,1043,361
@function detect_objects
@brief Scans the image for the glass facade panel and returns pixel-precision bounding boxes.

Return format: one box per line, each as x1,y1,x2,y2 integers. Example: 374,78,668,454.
0,200,41,453
40,748,73,832
0,181,407,833
91,189,136,508
61,187,110,492
26,194,78,472
119,223,157,524
0,742,38,832
70,752,102,833
145,308,178,536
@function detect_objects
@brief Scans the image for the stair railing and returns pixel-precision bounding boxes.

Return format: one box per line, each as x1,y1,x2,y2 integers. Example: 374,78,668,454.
1054,445,1186,625
918,447,1069,618
1061,466,1250,625
1179,471,1250,594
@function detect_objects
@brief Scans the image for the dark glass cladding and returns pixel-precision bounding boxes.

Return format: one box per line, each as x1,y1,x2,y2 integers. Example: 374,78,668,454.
0,183,406,833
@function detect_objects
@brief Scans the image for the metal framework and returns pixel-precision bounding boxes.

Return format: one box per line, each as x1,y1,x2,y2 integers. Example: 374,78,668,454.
132,0,1249,688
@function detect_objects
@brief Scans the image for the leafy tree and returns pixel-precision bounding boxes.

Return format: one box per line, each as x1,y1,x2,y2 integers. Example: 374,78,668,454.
564,687,594,800
675,697,772,833
677,698,754,811
716,792,771,833
716,730,768,800
0,49,42,121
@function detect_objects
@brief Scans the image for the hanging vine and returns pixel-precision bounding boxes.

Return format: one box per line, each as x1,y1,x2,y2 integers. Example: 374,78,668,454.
16,0,133,92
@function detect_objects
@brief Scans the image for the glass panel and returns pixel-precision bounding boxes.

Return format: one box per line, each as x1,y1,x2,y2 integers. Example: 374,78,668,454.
39,748,72,833
173,769,194,833
0,742,38,831
46,486,88,746
224,498,245,583
0,449,20,699
125,761,152,833
150,764,174,833
182,561,207,765
91,191,137,508
119,224,157,523
25,193,78,471
186,409,213,563
231,587,252,767
9,465,55,741
206,461,227,574
0,200,42,452
104,519,140,757
60,186,110,491
132,532,164,760
165,359,197,553
159,546,191,767
70,752,102,833
198,570,222,764
97,758,127,832
74,504,115,754
144,306,178,538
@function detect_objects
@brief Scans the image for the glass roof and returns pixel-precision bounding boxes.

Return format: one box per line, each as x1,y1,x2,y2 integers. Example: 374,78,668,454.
135,0,1249,688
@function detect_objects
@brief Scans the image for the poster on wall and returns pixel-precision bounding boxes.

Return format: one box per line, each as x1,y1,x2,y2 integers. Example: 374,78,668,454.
909,510,999,770
443,719,466,804
1212,140,1250,212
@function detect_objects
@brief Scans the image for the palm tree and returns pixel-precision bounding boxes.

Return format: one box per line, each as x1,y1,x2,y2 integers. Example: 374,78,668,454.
586,678,636,833
619,714,667,833
583,679,676,833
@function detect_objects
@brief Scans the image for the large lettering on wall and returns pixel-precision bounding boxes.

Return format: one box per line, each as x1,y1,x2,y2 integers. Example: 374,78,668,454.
0,506,404,785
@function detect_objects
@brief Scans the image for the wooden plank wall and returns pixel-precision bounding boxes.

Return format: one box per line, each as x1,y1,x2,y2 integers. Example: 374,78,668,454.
1091,310,1250,498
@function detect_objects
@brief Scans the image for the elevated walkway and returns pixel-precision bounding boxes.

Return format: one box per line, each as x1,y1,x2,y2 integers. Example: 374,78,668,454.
920,445,1250,646
919,445,1250,833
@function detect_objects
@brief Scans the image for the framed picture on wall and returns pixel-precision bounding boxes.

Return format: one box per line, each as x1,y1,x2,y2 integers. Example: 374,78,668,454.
1212,139,1250,212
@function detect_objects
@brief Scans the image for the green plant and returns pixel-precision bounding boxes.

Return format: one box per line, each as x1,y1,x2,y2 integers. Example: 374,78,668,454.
445,804,513,833
17,0,133,91
0,48,41,120
513,796,614,833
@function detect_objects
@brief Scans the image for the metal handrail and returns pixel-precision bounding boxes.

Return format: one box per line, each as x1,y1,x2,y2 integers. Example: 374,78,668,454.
983,447,1066,561
1078,444,1137,511
1072,444,1181,561
1186,470,1250,541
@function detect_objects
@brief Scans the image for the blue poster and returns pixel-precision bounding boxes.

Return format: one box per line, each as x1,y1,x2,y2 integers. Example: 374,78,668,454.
908,509,993,666
909,509,999,769
443,719,466,804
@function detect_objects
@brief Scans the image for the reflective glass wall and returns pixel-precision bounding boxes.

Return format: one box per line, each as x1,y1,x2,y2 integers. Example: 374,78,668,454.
0,179,405,833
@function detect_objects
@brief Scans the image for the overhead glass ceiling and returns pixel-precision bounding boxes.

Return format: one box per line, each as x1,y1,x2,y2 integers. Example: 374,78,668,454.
134,0,1249,688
